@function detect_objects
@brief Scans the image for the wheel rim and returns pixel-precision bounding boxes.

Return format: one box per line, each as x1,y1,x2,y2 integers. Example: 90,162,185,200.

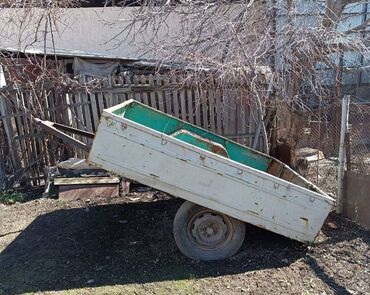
187,210,234,250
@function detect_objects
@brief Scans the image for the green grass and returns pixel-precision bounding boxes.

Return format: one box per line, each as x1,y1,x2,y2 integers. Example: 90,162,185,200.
0,191,23,204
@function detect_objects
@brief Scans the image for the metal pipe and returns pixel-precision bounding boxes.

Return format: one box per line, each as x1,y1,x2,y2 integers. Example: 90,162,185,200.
336,95,350,214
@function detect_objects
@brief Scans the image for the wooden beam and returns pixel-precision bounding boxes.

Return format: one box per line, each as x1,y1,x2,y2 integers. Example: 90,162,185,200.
54,176,120,186
35,118,91,152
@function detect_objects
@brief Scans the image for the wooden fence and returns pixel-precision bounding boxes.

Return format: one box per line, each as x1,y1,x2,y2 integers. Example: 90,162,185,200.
0,74,264,189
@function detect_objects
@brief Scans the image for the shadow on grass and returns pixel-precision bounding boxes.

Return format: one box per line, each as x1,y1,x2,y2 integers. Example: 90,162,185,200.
0,198,306,294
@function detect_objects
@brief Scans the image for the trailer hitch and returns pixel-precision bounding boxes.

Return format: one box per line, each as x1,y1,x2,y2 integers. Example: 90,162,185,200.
34,118,95,152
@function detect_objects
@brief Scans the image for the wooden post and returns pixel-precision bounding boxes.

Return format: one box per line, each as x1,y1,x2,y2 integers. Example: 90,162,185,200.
0,94,5,190
0,161,4,190
252,89,269,154
0,125,5,190
120,177,131,197
337,95,350,214
0,94,18,169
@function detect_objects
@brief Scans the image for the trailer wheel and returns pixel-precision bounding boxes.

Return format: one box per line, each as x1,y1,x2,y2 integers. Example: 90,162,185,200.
173,201,246,261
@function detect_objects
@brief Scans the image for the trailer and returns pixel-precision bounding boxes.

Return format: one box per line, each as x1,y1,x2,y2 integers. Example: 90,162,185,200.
37,99,335,261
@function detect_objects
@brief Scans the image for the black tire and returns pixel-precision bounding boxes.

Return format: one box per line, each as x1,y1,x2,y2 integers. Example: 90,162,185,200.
173,201,246,261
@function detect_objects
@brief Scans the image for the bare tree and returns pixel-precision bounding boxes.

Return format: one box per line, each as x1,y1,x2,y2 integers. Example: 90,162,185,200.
0,0,80,189
108,0,369,150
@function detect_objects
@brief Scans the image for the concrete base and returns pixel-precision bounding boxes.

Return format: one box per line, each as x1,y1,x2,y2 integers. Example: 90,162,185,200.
343,171,370,230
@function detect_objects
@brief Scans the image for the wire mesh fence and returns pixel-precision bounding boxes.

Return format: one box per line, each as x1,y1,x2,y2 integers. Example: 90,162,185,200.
348,102,370,175
288,98,370,196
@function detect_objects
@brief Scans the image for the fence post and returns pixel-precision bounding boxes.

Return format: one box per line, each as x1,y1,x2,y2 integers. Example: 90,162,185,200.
336,95,350,214
0,150,4,191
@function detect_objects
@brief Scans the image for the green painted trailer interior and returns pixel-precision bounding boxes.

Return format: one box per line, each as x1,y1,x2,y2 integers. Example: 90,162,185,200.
108,100,325,195
112,101,272,172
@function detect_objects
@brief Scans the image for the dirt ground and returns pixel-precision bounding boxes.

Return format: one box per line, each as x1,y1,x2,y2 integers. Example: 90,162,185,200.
0,189,369,295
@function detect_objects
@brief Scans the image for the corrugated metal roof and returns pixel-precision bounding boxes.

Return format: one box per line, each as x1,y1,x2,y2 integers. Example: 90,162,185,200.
1,47,139,61
0,7,180,61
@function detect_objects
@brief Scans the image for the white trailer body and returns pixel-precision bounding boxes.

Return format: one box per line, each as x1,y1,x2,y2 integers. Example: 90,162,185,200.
88,100,334,247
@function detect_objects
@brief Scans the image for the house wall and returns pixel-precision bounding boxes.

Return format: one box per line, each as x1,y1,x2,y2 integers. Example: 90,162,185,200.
276,0,370,101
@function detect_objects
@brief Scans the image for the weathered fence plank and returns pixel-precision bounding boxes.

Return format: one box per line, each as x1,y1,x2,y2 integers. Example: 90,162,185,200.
194,87,202,128
172,76,180,118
